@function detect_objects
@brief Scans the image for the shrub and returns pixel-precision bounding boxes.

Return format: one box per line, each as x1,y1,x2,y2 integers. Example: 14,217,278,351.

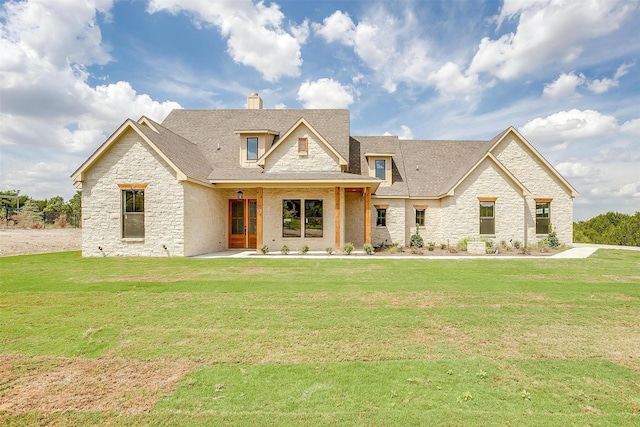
410,247,423,255
260,244,269,254
363,243,374,255
410,226,424,248
299,244,309,255
280,244,290,255
440,243,447,250
54,213,68,228
483,238,496,254
428,241,435,251
513,240,522,249
325,246,334,255
547,229,560,248
457,238,469,252
343,242,355,255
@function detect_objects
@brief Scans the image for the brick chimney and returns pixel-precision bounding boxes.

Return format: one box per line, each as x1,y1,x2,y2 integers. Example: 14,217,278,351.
247,92,263,109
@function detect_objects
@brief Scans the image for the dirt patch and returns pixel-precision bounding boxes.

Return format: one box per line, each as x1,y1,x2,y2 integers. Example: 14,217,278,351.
0,355,193,414
0,228,81,256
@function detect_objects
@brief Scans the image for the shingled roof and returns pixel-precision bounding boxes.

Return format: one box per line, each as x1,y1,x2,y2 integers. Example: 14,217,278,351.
161,109,350,172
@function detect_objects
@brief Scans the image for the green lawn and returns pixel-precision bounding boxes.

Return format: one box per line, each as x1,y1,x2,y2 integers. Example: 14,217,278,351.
1,250,639,425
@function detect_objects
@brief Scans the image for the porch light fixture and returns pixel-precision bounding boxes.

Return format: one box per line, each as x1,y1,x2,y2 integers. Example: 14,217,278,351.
236,190,244,200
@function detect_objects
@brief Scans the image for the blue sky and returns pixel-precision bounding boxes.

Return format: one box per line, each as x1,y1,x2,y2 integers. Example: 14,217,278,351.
1,0,639,220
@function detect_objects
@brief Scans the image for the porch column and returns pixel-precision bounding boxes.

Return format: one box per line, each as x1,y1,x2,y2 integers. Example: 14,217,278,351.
256,187,263,253
364,186,371,245
335,187,341,251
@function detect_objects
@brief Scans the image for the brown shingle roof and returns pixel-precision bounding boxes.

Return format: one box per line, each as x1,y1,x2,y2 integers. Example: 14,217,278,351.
161,109,350,172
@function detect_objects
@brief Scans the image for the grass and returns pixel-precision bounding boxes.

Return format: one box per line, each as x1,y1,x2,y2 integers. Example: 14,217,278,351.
0,250,639,425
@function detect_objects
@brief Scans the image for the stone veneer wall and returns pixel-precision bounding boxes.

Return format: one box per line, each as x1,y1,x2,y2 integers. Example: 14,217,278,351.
264,124,341,172
492,136,574,244
371,198,405,247
262,187,336,251
404,200,442,245
440,158,525,245
81,131,185,257
183,182,226,256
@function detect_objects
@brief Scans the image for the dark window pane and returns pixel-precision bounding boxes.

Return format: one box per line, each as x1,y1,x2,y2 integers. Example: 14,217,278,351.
536,202,550,234
416,209,425,226
247,137,258,160
122,190,144,238
376,208,386,227
375,159,385,180
283,199,301,237
305,199,323,237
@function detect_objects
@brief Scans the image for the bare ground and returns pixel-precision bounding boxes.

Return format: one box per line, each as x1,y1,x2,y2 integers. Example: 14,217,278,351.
0,228,81,256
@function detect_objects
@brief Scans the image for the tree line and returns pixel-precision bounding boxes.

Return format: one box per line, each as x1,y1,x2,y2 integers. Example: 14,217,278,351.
1,190,81,228
573,211,640,246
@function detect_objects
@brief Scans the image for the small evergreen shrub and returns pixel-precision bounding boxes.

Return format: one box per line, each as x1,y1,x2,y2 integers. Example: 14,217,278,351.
513,240,522,249
280,245,290,255
457,238,469,252
428,241,435,251
363,243,374,255
299,244,309,255
260,244,269,254
325,246,334,255
410,226,424,248
343,242,355,255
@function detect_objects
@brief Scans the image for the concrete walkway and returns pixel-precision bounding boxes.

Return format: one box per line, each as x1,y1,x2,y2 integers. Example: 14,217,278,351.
193,244,639,259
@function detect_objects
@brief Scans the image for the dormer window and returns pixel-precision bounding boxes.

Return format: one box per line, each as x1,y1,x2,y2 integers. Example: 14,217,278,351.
247,137,258,161
375,159,386,180
298,137,308,155
365,153,394,186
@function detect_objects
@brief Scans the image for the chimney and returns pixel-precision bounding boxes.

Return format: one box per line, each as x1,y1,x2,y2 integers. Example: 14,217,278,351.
247,92,263,109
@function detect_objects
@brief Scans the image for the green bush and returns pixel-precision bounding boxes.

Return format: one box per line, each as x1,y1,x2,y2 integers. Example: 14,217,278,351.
457,238,469,252
410,226,424,248
343,242,355,255
260,244,269,254
428,241,435,251
325,246,334,255
280,245,290,255
299,244,309,255
363,243,374,255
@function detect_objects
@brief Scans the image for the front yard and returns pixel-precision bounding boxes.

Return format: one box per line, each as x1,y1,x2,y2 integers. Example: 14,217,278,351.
1,251,638,425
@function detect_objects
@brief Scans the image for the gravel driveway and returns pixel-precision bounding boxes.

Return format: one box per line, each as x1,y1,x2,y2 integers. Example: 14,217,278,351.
0,229,81,256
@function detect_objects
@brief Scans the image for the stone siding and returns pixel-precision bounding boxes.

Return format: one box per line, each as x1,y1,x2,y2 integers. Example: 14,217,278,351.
441,158,525,246
492,136,574,244
264,124,341,172
81,130,185,257
183,182,226,256
404,200,441,245
371,198,405,247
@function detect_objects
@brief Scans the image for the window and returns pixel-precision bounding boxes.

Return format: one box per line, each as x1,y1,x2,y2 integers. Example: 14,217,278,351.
304,200,323,237
479,201,495,235
375,159,386,180
282,199,301,237
376,208,387,227
536,201,551,234
247,137,258,161
122,190,144,238
298,137,308,154
415,208,425,227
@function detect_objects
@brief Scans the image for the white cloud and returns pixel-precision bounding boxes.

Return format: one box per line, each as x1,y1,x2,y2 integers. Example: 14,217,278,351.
428,62,479,97
147,0,304,81
469,0,634,80
398,125,413,140
619,182,640,198
555,161,596,178
313,6,435,93
587,62,634,94
621,118,640,136
0,0,181,200
520,109,618,146
543,72,585,100
297,78,355,109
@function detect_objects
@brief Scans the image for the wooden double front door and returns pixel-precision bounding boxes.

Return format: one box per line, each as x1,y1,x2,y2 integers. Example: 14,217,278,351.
229,199,257,249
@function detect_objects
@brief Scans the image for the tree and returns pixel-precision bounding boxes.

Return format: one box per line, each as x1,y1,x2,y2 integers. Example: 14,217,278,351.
574,212,640,246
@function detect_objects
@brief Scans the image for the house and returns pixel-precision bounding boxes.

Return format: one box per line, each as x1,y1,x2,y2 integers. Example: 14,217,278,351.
71,93,578,257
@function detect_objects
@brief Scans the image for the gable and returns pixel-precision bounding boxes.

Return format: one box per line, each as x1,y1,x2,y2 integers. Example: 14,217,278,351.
446,153,530,197
259,119,346,172
490,127,579,198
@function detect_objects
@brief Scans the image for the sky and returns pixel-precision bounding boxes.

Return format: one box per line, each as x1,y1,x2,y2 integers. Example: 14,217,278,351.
1,0,639,221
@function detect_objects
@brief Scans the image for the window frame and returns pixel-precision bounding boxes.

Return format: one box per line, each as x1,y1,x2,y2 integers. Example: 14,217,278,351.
415,208,426,227
282,199,301,238
535,201,551,235
122,189,145,238
376,208,387,227
375,159,386,180
304,199,323,238
479,200,495,235
298,137,308,155
246,137,259,161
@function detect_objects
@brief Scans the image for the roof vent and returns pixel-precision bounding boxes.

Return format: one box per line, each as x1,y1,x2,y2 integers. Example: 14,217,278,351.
247,92,263,110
